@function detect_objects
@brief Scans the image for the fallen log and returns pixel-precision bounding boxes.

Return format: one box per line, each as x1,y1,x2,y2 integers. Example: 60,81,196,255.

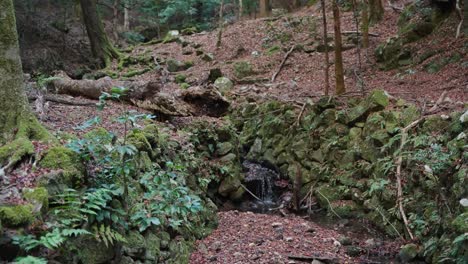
50,72,230,118
28,94,96,106
51,71,159,101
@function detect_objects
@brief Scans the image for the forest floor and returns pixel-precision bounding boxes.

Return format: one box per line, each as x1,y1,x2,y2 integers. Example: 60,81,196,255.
20,1,467,263
121,0,466,105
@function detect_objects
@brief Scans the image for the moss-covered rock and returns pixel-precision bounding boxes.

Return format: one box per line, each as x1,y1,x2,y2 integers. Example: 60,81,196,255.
330,200,362,218
0,138,34,166
122,231,146,257
23,187,49,213
175,74,187,84
39,146,85,187
399,243,420,262
233,61,253,79
375,37,412,70
168,239,192,264
144,232,161,261
452,212,468,233
218,175,242,197
315,184,346,209
0,204,34,227
75,237,115,264
214,77,234,95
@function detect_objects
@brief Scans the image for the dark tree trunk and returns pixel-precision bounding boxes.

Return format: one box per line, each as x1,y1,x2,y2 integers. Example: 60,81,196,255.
464,0,468,35
80,0,120,68
332,0,345,95
369,0,384,24
0,0,50,168
320,0,330,96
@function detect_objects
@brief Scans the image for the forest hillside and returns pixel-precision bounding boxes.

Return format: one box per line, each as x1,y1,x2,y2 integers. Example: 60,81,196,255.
0,0,467,263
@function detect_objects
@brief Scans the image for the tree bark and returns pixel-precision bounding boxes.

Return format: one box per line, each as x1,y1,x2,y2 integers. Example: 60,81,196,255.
0,0,50,168
332,0,345,95
369,0,384,24
123,4,130,31
320,0,330,96
239,0,243,19
80,0,120,68
464,0,468,35
217,0,225,49
361,0,370,48
259,0,269,17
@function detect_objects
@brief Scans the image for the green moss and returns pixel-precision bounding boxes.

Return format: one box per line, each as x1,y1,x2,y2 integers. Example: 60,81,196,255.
39,146,84,186
75,237,115,264
452,212,468,233
122,231,146,257
179,83,190,89
0,204,34,227
23,187,49,213
330,200,362,218
127,130,153,153
122,68,150,78
315,184,346,208
175,74,187,84
0,137,34,165
145,233,161,261
233,61,253,79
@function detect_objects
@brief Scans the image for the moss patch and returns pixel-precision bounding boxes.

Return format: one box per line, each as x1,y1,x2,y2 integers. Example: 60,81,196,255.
23,187,49,213
39,146,84,186
0,204,34,227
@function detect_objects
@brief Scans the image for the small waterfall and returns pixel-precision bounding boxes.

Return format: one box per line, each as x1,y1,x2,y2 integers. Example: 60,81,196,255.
242,160,279,209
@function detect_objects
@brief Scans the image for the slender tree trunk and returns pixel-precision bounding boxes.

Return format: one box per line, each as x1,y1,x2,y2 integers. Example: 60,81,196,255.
320,0,330,96
216,0,225,49
112,0,119,40
0,0,50,164
369,0,384,24
239,0,243,19
79,0,120,68
332,0,345,95
361,0,370,48
123,4,130,31
259,0,269,17
464,0,468,35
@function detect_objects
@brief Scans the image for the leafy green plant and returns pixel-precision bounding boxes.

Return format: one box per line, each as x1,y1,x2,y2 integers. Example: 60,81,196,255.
13,228,90,252
14,256,48,264
131,162,204,232
91,224,127,247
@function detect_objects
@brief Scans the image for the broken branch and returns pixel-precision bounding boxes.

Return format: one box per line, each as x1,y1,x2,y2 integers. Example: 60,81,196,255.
271,45,296,82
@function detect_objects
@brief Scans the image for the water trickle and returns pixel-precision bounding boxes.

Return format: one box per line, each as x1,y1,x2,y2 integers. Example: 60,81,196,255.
242,160,280,212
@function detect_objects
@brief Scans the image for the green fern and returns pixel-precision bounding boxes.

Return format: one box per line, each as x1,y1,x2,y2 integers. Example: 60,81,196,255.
92,224,126,247
14,256,47,264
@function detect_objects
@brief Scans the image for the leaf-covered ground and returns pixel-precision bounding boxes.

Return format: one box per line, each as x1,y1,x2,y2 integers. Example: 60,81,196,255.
190,211,401,263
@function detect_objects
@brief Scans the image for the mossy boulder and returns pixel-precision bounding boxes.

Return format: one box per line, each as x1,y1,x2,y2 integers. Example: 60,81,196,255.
451,212,468,233
346,90,389,125
218,175,242,197
167,59,193,72
315,184,346,209
216,142,233,156
233,61,253,79
399,243,420,262
0,205,34,227
39,146,85,187
122,231,146,257
398,3,448,44
23,187,49,214
375,37,412,70
0,138,34,166
144,233,161,261
214,77,234,95
168,239,192,264
175,74,187,84
330,200,362,218
75,237,115,264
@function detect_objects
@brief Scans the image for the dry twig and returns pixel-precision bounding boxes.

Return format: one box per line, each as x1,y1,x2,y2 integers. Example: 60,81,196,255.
271,45,296,82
